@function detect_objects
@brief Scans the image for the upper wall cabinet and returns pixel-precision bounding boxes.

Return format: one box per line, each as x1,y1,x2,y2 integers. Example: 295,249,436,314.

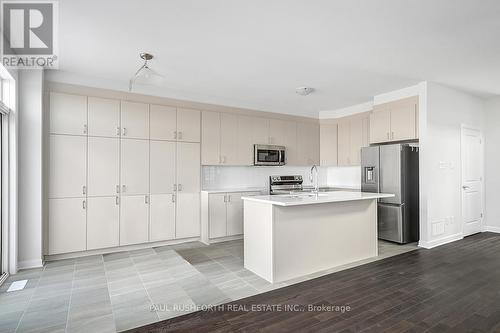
296,122,320,166
201,111,221,165
150,104,177,141
237,115,269,165
320,122,338,166
50,92,88,136
177,108,201,142
269,119,298,165
121,101,150,139
370,96,418,144
88,97,120,137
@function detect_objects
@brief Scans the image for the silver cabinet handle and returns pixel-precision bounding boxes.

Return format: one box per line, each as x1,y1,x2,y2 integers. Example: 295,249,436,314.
83,124,87,134
172,194,176,203
173,131,177,139
122,127,127,136
82,186,86,195
116,185,120,193
178,131,183,140
178,184,183,191
122,185,126,192
391,131,395,139
462,185,471,189
387,132,390,139
227,194,231,203
82,200,86,210
116,127,120,136
173,184,177,192
145,195,149,204
115,196,119,205
223,194,227,203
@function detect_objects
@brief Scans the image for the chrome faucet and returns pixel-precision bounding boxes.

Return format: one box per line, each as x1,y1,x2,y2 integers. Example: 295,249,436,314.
310,164,319,194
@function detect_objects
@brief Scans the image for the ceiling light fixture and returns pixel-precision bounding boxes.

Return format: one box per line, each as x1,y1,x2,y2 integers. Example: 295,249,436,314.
295,87,314,96
129,52,164,91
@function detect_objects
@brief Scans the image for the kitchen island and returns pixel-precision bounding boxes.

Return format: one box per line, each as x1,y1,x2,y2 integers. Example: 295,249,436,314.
242,191,394,283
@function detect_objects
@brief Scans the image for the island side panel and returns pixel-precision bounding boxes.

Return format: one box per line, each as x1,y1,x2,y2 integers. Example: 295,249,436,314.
273,199,377,283
243,200,274,282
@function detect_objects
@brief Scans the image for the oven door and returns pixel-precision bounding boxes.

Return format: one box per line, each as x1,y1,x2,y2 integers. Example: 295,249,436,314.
254,145,283,166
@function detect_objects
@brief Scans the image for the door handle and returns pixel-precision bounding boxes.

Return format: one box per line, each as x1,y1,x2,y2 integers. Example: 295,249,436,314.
82,200,86,210
178,184,183,191
116,127,120,136
82,185,86,195
173,131,177,139
171,194,176,203
178,131,183,140
391,131,395,139
122,127,127,136
115,196,119,205
83,124,88,134
116,185,120,193
173,184,177,192
145,195,149,204
122,185,126,192
462,185,471,190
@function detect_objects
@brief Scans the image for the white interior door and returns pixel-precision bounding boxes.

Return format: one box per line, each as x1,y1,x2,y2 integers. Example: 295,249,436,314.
461,127,483,236
88,137,119,196
120,195,149,245
49,135,87,198
150,140,176,194
88,97,120,137
87,196,119,250
121,139,149,195
150,194,176,242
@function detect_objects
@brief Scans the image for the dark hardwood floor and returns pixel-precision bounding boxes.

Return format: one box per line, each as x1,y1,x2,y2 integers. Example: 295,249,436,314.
128,233,500,333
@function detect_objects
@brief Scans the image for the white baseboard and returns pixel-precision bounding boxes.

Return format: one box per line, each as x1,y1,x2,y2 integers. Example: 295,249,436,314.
483,226,500,233
418,233,463,249
18,259,44,270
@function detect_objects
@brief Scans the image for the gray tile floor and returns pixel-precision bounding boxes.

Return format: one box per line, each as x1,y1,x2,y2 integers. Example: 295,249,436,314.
0,240,417,332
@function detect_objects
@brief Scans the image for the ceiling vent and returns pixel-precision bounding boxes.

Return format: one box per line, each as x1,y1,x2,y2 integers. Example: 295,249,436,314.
295,87,314,96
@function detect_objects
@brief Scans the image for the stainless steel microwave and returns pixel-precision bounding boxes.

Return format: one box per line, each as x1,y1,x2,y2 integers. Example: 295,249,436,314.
254,144,286,166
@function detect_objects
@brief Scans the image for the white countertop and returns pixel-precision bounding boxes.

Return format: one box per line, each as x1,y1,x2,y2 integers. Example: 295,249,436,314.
201,187,266,194
241,191,394,206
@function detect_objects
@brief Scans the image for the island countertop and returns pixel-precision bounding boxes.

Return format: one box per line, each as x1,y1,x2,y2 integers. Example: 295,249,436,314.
241,191,394,207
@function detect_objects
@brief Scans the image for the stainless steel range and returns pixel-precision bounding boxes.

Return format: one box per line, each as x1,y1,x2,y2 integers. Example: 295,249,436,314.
269,175,303,195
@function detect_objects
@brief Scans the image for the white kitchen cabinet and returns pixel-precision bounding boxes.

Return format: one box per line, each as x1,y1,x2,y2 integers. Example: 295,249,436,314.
120,101,149,139
87,196,119,250
176,192,200,239
150,140,176,194
177,108,200,142
296,122,320,166
88,97,120,137
237,116,269,165
150,104,177,141
50,92,88,136
120,195,149,245
48,198,87,254
208,193,227,238
349,117,364,166
226,192,244,236
176,142,200,193
201,111,220,165
337,114,370,166
121,139,149,195
320,122,338,166
370,97,418,143
220,113,239,165
88,137,119,196
337,119,350,166
269,119,298,165
390,103,416,141
49,135,87,198
369,108,391,143
150,194,176,242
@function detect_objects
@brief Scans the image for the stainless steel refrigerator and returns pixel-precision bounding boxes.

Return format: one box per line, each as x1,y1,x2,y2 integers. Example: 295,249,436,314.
361,144,419,244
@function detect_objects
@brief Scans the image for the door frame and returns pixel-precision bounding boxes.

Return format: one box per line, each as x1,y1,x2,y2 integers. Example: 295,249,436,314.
460,124,485,236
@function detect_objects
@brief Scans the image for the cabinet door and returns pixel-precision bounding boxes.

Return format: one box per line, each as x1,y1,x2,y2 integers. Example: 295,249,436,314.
150,141,176,194
176,142,200,193
88,97,120,137
297,122,320,165
120,195,149,245
237,116,269,165
87,196,119,250
209,193,227,238
320,123,338,166
49,135,87,198
121,139,149,195
150,194,176,242
150,104,177,141
49,198,86,254
227,192,244,236
390,103,416,141
50,92,87,135
177,108,200,142
88,137,119,196
349,118,364,166
220,113,239,165
121,101,149,139
369,108,391,143
337,120,350,166
201,111,220,165
176,192,200,238
269,119,298,165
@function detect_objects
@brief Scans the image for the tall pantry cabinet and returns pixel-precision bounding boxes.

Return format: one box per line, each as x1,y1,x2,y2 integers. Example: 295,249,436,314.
48,92,201,255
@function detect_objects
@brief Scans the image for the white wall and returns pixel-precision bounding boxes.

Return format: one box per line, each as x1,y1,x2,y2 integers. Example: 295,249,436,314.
17,69,44,269
484,97,500,232
419,82,485,248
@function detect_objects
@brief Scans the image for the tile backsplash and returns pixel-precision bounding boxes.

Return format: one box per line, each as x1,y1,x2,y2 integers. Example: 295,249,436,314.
202,165,361,191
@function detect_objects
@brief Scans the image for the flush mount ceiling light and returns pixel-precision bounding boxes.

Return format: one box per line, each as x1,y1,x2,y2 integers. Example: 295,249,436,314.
295,87,314,96
129,52,164,91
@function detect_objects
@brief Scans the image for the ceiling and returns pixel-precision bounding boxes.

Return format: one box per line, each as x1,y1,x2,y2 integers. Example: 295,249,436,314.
47,0,500,118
